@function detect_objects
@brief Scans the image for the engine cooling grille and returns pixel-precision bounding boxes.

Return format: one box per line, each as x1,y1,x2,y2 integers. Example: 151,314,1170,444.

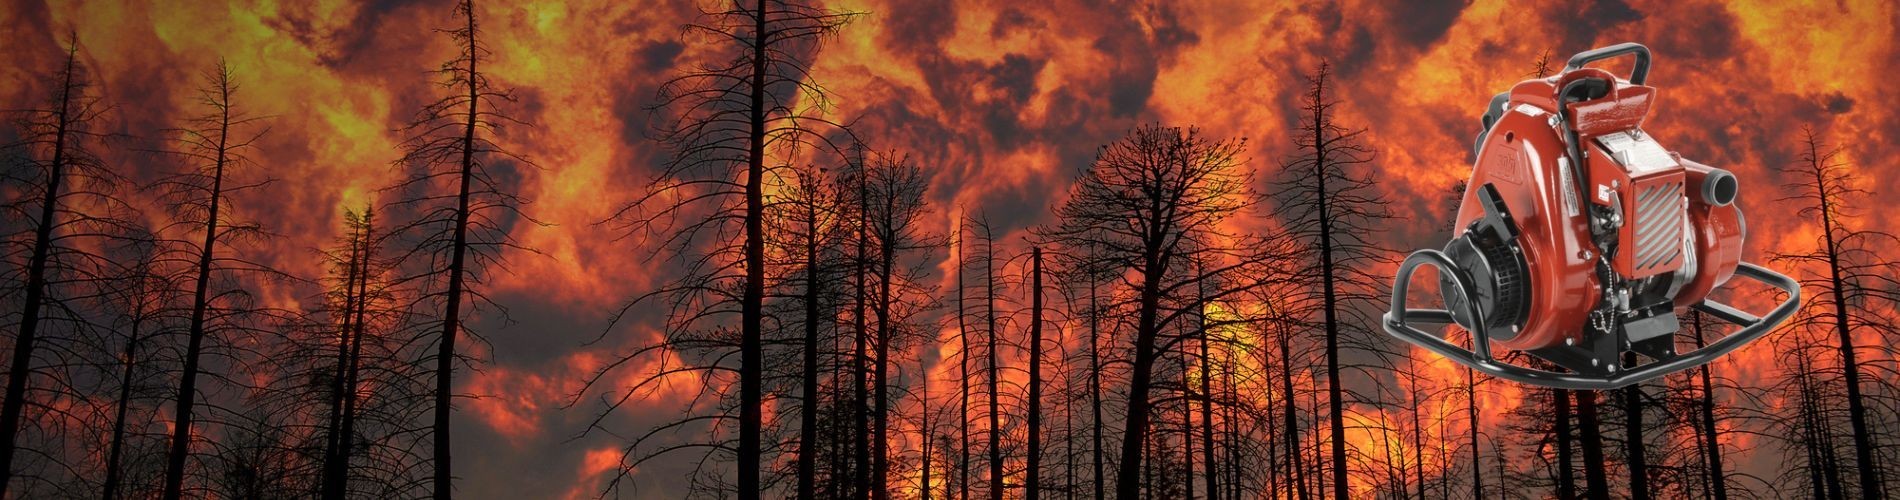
1631,181,1683,273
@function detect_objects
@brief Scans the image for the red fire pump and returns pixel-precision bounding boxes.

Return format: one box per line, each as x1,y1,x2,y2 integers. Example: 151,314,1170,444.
1384,43,1800,389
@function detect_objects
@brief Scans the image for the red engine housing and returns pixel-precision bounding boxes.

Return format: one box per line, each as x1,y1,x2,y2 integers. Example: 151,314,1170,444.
1453,68,1744,351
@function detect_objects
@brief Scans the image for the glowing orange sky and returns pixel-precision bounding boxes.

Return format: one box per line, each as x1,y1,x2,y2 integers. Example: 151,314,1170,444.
2,0,1895,497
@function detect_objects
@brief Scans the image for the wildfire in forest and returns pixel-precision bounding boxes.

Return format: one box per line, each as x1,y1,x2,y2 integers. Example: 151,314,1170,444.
0,0,1895,498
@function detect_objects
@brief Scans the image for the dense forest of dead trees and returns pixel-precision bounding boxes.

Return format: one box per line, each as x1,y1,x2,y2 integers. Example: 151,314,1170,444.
1,2,1897,500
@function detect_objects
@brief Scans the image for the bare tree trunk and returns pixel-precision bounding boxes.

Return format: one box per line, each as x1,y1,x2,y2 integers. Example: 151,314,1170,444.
1691,313,1726,500
1412,375,1425,500
1467,366,1481,498
922,356,934,500
853,147,872,499
1224,356,1242,500
162,66,237,500
1555,389,1574,500
321,216,366,500
1577,391,1608,500
984,224,1003,500
1809,143,1884,500
1198,273,1217,500
1303,66,1350,500
872,173,895,500
335,218,373,498
102,300,147,500
1313,385,1325,500
798,179,823,500
1279,318,1308,500
1026,247,1043,500
958,233,971,500
429,8,483,492
1089,277,1104,500
1796,347,1843,500
1622,356,1649,500
0,44,80,496
736,1,769,496
1112,242,1169,500
1182,340,1194,500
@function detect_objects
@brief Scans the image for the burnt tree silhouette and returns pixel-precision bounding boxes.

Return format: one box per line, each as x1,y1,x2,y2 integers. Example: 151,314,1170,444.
583,0,856,496
778,162,846,500
1193,264,1216,500
913,355,940,500
154,62,280,500
1774,316,1847,500
313,207,406,499
861,151,941,498
1038,124,1261,500
1082,243,1109,500
1620,373,1657,500
1025,246,1044,500
1498,359,1575,497
1269,61,1393,500
1557,385,1574,500
852,144,872,498
1046,238,1117,500
0,37,141,495
1576,391,1609,500
386,2,543,497
317,211,369,499
1619,357,1650,500
1772,126,1898,500
1251,284,1312,500
98,241,177,500
1687,312,1728,500
953,227,971,500
316,210,371,500
1660,311,1761,499
967,215,1006,500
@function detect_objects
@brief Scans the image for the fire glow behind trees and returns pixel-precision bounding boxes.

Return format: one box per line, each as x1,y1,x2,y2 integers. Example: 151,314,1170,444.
1,1,1897,498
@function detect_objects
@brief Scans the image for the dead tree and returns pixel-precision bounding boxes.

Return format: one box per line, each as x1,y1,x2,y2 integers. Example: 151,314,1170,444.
1038,124,1265,500
313,207,397,499
1082,244,1108,500
1576,391,1609,500
153,62,280,500
1688,312,1728,500
968,215,1006,500
0,36,137,496
1047,238,1116,500
852,144,872,498
1194,263,1216,500
383,2,544,497
317,214,368,500
954,228,972,500
1621,357,1651,500
862,151,940,498
1268,61,1393,500
1772,126,1898,500
778,162,845,500
1026,246,1044,500
1773,314,1847,499
1253,288,1311,500
98,240,176,500
1557,387,1574,500
581,1,856,496
1464,332,1486,498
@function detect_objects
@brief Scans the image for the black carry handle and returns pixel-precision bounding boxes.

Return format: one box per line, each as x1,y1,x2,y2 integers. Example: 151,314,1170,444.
1564,42,1651,85
1383,250,1799,390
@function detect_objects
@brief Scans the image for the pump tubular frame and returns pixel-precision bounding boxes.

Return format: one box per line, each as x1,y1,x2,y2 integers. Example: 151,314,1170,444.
1383,249,1799,390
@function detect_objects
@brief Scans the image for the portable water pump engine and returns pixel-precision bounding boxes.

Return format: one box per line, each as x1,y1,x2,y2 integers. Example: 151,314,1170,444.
1383,43,1800,389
